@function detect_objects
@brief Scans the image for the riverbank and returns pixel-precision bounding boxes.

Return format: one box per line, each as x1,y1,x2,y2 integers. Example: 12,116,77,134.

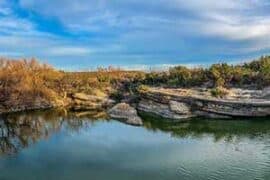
4,86,270,124
2,56,270,122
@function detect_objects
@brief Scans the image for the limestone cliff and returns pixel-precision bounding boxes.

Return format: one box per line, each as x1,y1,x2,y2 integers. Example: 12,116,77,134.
138,87,270,120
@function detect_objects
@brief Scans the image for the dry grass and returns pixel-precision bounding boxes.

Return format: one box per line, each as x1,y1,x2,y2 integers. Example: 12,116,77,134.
0,58,62,108
0,57,144,110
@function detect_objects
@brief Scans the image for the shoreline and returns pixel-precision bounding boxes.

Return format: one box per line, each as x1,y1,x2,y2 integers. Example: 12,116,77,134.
2,86,270,123
1,56,270,121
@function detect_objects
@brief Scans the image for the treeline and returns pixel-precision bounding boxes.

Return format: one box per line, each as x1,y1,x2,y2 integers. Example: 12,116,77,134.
0,55,270,109
143,56,270,89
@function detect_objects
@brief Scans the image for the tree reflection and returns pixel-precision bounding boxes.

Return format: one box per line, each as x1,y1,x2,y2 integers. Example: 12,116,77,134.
0,109,108,156
1,109,270,156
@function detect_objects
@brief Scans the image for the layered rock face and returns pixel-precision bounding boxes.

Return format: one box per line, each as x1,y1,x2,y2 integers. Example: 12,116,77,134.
138,87,270,120
0,97,65,114
137,100,194,121
71,93,115,111
0,92,114,114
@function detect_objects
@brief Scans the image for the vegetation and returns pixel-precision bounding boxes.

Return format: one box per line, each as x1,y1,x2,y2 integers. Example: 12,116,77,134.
0,58,62,109
0,57,144,110
1,55,270,111
137,85,150,92
143,55,270,89
210,87,229,98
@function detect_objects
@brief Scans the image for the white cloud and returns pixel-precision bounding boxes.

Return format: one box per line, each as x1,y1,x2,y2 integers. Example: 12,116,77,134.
18,0,270,41
0,7,10,15
47,46,93,56
0,17,35,34
200,19,270,40
0,0,11,15
0,0,269,69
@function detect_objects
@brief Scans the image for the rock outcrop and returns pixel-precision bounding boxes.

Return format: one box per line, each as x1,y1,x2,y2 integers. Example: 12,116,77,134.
108,103,143,126
0,97,64,114
71,93,115,111
138,100,194,121
0,91,116,114
138,87,270,120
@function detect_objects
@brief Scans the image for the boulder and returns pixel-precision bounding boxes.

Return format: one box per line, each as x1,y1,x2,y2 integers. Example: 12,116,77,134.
108,103,143,126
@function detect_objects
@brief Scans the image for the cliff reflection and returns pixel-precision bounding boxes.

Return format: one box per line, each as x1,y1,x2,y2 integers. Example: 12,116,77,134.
141,113,270,142
0,109,108,156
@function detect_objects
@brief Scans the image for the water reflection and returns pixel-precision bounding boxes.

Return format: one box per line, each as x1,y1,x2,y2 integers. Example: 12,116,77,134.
141,113,270,142
1,110,270,156
0,110,270,180
0,109,108,156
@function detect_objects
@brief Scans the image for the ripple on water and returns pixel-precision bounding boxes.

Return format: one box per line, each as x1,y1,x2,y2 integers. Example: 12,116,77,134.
176,165,192,178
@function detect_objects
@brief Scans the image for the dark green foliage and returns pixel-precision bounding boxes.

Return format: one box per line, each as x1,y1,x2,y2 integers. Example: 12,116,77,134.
169,66,192,87
141,56,270,89
209,63,233,87
210,87,229,98
144,72,168,85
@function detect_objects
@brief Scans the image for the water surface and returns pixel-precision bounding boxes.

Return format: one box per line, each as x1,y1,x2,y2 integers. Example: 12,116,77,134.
0,110,270,180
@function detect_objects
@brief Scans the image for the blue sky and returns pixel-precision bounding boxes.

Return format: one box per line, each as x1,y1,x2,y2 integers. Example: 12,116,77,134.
1,0,270,70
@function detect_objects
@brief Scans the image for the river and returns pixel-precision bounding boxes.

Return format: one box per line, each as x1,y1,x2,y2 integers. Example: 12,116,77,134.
0,110,269,180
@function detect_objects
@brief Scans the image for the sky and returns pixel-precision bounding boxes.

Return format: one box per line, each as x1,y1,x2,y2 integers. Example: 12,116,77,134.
0,0,270,70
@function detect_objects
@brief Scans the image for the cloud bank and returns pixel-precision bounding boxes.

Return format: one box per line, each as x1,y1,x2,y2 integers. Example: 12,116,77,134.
0,0,270,69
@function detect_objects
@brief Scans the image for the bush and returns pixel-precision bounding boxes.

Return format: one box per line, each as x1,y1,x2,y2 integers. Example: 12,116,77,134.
210,87,229,98
169,66,192,87
0,58,62,108
209,63,233,87
137,85,150,92
144,72,168,85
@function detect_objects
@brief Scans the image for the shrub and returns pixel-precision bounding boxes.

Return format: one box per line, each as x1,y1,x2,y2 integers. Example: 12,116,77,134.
0,58,62,108
210,87,229,98
137,85,150,92
169,66,192,87
209,63,233,87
